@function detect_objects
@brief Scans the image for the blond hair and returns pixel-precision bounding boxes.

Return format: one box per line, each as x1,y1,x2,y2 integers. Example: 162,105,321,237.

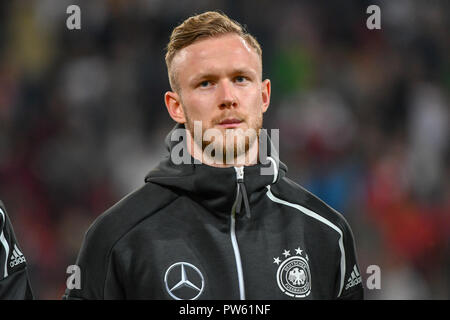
165,11,262,92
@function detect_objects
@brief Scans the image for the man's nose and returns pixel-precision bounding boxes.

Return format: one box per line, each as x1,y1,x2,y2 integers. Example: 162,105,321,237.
218,80,237,109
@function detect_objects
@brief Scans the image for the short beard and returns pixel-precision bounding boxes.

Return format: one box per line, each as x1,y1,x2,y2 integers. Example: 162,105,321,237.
183,108,263,165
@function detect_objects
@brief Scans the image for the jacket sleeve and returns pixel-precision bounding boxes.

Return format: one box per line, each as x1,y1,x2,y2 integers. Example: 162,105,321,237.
336,216,364,300
0,201,34,300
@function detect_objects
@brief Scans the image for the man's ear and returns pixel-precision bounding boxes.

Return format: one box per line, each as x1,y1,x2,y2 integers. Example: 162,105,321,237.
165,91,186,124
261,79,271,113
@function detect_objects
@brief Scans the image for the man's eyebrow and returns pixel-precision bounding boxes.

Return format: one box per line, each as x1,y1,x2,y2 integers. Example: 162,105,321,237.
230,68,257,77
190,73,218,83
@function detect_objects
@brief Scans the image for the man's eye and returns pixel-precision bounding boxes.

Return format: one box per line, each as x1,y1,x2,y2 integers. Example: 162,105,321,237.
199,80,211,87
235,76,247,83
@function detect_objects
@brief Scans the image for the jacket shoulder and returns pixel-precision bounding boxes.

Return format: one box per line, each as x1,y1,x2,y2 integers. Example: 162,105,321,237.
270,177,353,235
84,182,178,250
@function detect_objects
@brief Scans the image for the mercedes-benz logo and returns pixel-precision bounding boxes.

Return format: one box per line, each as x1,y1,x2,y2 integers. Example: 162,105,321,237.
164,262,205,300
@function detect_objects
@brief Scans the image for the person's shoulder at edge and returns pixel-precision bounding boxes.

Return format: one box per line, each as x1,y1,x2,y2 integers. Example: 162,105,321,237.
0,200,35,300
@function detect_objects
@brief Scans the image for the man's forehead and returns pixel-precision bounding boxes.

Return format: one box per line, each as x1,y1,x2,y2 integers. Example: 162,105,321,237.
171,34,261,73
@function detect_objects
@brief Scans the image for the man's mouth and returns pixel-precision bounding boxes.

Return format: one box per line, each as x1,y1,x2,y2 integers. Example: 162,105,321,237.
217,118,243,129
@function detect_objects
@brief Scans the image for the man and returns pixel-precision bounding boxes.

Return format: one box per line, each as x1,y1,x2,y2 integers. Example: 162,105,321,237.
0,201,34,299
64,11,363,300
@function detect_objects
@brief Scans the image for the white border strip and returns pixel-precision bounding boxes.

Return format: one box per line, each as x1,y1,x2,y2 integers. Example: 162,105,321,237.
266,185,346,297
0,207,10,278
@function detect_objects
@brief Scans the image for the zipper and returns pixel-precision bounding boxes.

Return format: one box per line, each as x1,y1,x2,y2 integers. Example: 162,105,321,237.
231,166,246,300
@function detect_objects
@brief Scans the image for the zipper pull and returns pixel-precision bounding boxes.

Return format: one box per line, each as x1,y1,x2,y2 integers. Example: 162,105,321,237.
235,166,244,181
234,167,251,219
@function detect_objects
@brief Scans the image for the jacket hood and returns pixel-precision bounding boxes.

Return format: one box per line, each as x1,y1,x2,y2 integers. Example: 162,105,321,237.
145,123,287,217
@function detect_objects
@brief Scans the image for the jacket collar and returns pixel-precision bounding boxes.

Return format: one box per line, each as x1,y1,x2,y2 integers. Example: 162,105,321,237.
145,123,287,217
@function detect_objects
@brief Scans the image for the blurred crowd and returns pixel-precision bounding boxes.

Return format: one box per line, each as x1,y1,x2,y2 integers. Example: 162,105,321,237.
0,0,448,299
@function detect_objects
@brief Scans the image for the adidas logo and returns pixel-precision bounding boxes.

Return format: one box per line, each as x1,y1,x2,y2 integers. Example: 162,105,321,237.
9,244,26,268
345,265,362,290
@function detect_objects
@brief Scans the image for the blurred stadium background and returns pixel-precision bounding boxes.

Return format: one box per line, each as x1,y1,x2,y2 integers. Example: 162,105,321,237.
0,0,448,299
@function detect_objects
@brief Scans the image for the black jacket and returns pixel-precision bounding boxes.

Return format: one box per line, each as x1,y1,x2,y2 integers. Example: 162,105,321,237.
0,201,34,299
64,125,364,300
